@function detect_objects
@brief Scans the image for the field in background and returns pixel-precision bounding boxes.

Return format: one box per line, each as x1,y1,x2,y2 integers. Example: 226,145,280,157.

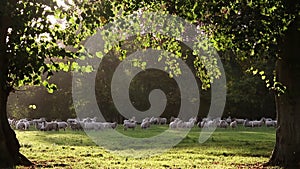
15,126,282,169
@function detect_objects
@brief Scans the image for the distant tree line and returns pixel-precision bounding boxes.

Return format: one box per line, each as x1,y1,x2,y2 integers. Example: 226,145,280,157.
7,52,275,122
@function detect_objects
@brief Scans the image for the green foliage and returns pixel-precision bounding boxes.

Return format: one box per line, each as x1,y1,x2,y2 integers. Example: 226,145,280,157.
1,0,114,92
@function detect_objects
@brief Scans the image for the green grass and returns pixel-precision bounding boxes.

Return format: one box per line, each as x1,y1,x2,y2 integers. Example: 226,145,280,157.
16,126,282,169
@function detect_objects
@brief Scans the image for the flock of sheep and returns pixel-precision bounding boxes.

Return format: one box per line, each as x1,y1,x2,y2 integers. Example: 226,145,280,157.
198,117,277,128
8,116,277,132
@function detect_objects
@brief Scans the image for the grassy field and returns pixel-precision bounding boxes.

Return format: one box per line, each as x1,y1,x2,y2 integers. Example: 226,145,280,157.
15,125,281,169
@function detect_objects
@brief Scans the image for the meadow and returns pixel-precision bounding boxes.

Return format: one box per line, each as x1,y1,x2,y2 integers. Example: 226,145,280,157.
15,126,281,169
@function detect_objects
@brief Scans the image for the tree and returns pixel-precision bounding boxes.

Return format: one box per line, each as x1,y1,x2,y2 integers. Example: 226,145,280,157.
165,0,300,167
108,0,300,167
0,0,112,167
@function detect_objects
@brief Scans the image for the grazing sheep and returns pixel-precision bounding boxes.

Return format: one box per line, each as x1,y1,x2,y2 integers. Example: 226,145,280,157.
16,119,30,130
35,122,43,130
265,120,277,127
150,117,159,124
182,117,197,128
170,116,176,123
203,119,218,128
16,121,29,130
230,121,237,128
67,118,79,124
123,120,137,130
142,117,150,123
84,122,99,130
234,118,246,125
169,118,180,129
40,122,59,131
218,120,229,128
102,122,118,129
243,119,253,127
141,120,151,129
56,121,68,131
225,116,232,124
70,122,83,131
82,117,95,123
8,118,15,127
252,118,265,127
159,118,167,125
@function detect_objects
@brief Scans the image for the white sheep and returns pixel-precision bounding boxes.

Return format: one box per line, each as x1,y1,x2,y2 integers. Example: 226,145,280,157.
70,122,83,130
56,121,68,131
16,119,30,130
230,121,237,128
159,118,167,125
123,120,137,130
218,120,228,128
252,118,265,127
141,120,151,129
225,116,232,124
265,120,277,127
243,119,253,127
169,118,180,129
203,119,218,128
102,122,118,129
234,118,246,125
149,117,159,124
40,121,59,131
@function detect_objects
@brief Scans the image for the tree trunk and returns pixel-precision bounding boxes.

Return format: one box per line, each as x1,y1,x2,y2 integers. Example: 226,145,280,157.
267,15,300,168
0,1,33,168
0,87,24,168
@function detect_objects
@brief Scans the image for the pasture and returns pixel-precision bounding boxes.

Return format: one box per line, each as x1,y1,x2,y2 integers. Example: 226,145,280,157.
15,125,282,169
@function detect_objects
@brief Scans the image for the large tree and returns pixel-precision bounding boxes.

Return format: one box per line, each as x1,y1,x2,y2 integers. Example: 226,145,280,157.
168,0,300,168
0,0,112,167
113,0,300,167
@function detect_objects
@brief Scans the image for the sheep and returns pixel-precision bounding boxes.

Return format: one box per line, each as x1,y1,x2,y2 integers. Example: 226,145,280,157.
169,118,180,129
243,119,253,127
142,117,150,123
67,118,79,124
252,118,265,127
230,121,237,128
158,118,167,125
69,122,83,131
149,117,159,124
197,119,208,128
32,118,46,126
225,116,232,124
218,120,229,128
170,116,176,122
56,121,68,131
16,121,29,130
123,120,137,130
82,117,95,123
16,119,30,130
35,122,43,130
141,120,151,129
203,119,218,128
234,118,246,125
176,120,185,128
102,122,118,129
8,118,15,126
40,121,59,131
265,120,277,127
182,117,197,128
84,122,99,130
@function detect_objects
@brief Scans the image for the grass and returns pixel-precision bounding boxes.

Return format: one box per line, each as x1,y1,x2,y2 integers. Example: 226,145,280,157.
15,125,282,169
